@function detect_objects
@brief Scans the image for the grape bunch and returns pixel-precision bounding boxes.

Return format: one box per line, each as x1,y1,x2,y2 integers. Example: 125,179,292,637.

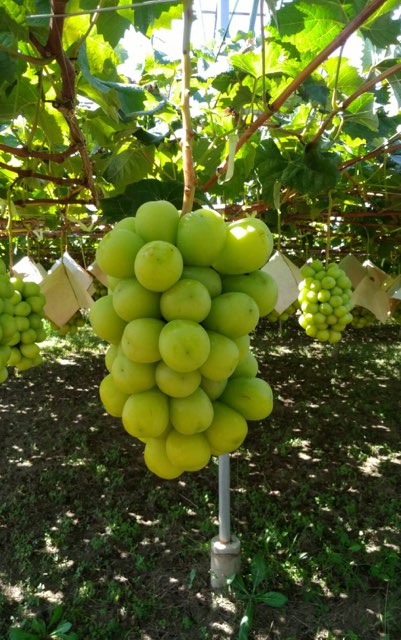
50,310,86,336
89,201,277,479
298,259,353,343
0,257,47,382
91,278,108,300
267,300,299,323
8,277,47,371
351,305,377,328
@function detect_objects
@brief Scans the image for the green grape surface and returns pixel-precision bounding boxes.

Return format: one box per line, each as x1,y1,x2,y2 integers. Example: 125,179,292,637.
90,203,276,479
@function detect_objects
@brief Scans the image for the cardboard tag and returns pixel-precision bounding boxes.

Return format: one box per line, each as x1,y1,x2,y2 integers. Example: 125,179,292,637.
351,275,391,323
40,260,80,327
11,256,47,284
87,260,108,287
338,254,366,288
62,251,94,309
362,259,388,287
385,274,401,301
262,251,302,314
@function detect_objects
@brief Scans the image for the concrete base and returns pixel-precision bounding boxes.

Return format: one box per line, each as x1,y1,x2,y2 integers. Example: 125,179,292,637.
210,535,241,589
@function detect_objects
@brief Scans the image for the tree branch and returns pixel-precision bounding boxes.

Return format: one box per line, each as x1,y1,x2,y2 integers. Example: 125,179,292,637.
201,0,390,192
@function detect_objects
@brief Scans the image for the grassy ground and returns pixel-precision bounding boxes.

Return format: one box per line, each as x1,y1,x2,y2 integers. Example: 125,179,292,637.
0,320,400,640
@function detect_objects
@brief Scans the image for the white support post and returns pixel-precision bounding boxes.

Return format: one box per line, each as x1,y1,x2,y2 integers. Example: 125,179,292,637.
210,454,241,589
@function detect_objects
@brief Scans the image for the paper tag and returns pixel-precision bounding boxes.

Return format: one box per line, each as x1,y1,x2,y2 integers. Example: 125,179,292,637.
262,251,302,314
351,276,391,323
40,262,80,327
12,256,47,284
338,254,366,288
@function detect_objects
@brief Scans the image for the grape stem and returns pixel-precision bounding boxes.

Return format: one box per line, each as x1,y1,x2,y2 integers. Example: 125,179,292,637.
181,0,196,215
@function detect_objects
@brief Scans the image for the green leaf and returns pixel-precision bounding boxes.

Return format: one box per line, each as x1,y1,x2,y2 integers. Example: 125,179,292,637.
8,629,40,640
277,0,346,56
237,600,254,640
100,179,208,222
250,553,268,590
322,57,362,95
96,0,133,48
255,591,288,608
134,1,183,36
299,76,329,107
360,0,401,48
51,622,72,636
230,51,261,78
48,605,64,629
254,139,288,203
345,93,378,132
103,141,155,187
281,144,340,194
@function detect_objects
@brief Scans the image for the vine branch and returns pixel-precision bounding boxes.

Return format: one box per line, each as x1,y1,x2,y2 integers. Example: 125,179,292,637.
29,0,99,206
180,0,196,214
0,160,85,186
0,143,78,163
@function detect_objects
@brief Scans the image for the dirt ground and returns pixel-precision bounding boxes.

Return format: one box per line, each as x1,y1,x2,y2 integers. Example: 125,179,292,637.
0,321,400,640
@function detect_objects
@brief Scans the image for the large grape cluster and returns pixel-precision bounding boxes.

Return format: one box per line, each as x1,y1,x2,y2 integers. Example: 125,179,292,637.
0,258,47,382
298,259,353,343
89,202,277,479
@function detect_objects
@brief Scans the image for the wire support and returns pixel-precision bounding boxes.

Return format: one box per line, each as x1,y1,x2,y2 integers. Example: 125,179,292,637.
27,0,181,20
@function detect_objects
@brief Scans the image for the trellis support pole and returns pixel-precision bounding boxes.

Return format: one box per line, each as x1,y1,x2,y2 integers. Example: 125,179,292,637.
210,454,241,589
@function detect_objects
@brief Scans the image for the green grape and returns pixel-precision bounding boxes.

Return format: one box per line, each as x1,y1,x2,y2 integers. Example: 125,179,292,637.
298,259,353,343
351,305,377,328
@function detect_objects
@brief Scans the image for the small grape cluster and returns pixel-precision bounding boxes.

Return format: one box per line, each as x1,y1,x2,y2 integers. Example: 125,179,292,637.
92,279,107,300
298,259,353,343
0,258,47,382
351,305,377,328
89,202,277,479
50,310,86,336
267,300,299,323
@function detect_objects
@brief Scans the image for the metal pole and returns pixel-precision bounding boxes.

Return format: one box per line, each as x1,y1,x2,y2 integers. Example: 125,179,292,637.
218,453,231,543
219,0,230,34
210,453,241,589
249,0,259,34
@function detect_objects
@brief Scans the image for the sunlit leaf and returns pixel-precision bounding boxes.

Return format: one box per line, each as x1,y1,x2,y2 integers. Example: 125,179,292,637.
103,141,155,187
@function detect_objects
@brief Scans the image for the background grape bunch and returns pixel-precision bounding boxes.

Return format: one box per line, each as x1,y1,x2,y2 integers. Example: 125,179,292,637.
0,258,47,382
297,259,354,343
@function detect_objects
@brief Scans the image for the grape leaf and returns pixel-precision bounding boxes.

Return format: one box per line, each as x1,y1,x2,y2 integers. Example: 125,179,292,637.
103,141,155,187
254,139,288,203
100,179,208,222
277,0,347,55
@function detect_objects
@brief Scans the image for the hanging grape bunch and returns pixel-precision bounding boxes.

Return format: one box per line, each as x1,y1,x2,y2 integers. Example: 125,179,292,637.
298,259,353,343
0,258,47,382
50,310,86,336
267,300,299,323
8,277,47,371
351,305,377,328
89,202,277,479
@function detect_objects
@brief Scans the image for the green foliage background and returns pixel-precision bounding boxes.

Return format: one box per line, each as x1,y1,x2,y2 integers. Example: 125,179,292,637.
0,0,401,269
